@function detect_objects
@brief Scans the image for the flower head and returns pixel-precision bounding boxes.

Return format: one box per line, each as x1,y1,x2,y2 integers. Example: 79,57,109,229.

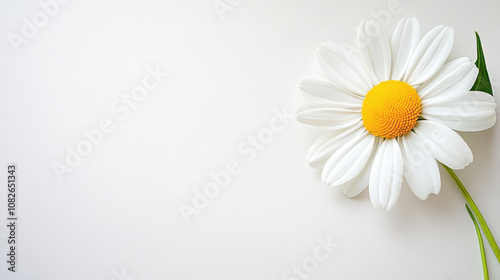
297,18,497,209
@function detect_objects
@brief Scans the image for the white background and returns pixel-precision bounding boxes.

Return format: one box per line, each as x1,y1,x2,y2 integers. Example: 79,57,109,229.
0,0,500,279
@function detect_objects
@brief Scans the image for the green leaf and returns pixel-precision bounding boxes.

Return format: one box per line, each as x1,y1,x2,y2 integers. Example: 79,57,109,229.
466,204,489,280
471,32,493,95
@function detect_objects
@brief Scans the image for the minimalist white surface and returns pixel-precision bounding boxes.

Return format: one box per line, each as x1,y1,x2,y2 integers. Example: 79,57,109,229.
0,0,499,279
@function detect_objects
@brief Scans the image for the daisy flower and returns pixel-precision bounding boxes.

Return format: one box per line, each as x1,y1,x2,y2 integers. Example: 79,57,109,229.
297,18,497,210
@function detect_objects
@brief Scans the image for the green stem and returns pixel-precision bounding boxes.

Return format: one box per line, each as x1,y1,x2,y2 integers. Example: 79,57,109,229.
442,164,500,263
466,204,489,280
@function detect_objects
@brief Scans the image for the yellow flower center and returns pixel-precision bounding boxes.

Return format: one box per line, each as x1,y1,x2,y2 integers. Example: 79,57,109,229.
361,80,421,139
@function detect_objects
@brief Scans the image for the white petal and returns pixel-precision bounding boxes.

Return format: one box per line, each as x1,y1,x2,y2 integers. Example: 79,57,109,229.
418,57,478,100
316,42,372,95
369,138,404,210
391,18,420,81
399,133,441,200
341,137,381,197
299,75,364,103
296,99,361,131
359,19,392,83
422,91,497,131
307,123,364,169
322,131,376,186
413,120,473,169
404,25,454,86
354,20,379,85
